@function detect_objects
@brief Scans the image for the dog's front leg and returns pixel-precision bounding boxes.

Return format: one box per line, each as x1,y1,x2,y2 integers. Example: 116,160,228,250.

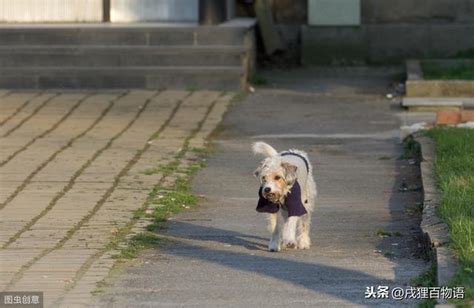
267,213,281,252
282,216,298,248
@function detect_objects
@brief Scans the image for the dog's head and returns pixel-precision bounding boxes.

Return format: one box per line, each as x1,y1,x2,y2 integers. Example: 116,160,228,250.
254,157,298,203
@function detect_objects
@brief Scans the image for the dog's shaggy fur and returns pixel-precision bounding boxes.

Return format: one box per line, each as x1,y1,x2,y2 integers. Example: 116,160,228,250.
253,142,317,252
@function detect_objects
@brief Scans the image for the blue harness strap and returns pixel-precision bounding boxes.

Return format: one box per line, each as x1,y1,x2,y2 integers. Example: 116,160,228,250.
280,152,309,174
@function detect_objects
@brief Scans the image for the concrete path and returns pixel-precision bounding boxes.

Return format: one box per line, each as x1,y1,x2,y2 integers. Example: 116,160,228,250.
97,69,429,307
0,90,232,307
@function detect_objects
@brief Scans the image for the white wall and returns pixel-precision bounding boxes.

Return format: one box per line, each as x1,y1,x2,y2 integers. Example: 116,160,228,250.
110,0,198,22
0,0,103,22
308,0,360,26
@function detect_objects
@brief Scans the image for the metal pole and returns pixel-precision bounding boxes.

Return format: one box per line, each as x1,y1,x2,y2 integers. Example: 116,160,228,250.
199,0,227,25
103,0,110,22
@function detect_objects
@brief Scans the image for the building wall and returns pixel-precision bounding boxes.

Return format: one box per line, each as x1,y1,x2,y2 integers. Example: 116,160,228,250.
0,0,103,22
268,0,474,24
262,0,474,64
110,0,198,23
361,0,474,24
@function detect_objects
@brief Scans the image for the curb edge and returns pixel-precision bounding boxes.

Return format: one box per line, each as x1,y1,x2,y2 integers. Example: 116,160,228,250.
413,133,458,306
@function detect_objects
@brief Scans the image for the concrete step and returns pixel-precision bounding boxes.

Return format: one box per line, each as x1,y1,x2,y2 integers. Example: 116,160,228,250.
0,20,256,89
403,97,474,111
0,24,248,46
0,66,244,90
0,46,245,67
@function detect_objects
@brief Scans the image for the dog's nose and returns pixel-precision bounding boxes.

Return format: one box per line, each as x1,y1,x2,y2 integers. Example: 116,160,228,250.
264,187,271,193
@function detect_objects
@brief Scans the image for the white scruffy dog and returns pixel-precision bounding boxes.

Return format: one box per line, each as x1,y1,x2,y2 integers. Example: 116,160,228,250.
253,142,317,252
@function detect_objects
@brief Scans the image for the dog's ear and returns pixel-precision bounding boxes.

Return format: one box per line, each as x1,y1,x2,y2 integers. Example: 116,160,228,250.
253,163,263,179
254,159,267,179
253,166,261,178
281,162,297,186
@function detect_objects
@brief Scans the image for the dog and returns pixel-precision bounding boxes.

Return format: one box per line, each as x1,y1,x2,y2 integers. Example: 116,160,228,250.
252,142,317,252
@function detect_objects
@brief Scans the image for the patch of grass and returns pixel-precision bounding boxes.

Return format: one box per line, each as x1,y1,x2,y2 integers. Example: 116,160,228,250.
231,91,247,104
417,299,436,308
449,263,474,306
117,233,161,259
182,160,207,175
412,263,437,287
426,127,474,305
453,49,474,59
141,149,207,232
400,136,421,160
144,187,197,230
249,73,268,85
143,161,180,176
378,155,392,160
186,86,198,92
405,202,423,216
376,229,392,237
375,229,402,237
157,161,180,174
133,207,146,219
411,263,437,308
112,146,210,262
191,147,212,155
142,168,158,175
422,62,474,80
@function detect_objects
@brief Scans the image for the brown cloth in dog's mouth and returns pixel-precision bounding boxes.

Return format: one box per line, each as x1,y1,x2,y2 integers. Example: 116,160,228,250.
256,181,307,217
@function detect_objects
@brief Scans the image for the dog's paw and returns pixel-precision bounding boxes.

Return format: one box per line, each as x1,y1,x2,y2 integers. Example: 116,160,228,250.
282,237,297,249
282,230,297,249
268,240,281,252
297,235,311,249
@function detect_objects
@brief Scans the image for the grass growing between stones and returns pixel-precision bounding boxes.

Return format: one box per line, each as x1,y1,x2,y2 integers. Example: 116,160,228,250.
400,136,421,160
144,177,199,232
422,63,474,80
249,73,268,86
426,127,474,306
375,229,402,237
117,233,162,259
454,49,474,59
411,263,437,308
114,146,211,260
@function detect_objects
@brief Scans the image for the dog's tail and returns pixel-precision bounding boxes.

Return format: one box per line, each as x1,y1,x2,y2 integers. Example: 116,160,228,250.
252,141,278,157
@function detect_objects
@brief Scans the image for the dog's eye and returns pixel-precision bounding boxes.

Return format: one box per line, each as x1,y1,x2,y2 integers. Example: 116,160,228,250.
261,176,266,181
274,175,281,180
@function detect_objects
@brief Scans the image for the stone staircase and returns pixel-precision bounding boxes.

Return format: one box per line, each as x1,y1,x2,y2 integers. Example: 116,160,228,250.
0,20,255,90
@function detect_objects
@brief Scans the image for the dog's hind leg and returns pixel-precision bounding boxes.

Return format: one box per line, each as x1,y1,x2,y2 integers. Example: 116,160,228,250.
296,214,311,249
267,213,281,252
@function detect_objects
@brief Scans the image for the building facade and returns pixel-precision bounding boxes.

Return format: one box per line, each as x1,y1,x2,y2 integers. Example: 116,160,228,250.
0,0,235,23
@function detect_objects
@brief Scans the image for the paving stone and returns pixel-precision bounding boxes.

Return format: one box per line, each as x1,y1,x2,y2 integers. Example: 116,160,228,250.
0,92,57,136
0,93,87,158
0,92,40,123
0,90,230,306
0,90,11,97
